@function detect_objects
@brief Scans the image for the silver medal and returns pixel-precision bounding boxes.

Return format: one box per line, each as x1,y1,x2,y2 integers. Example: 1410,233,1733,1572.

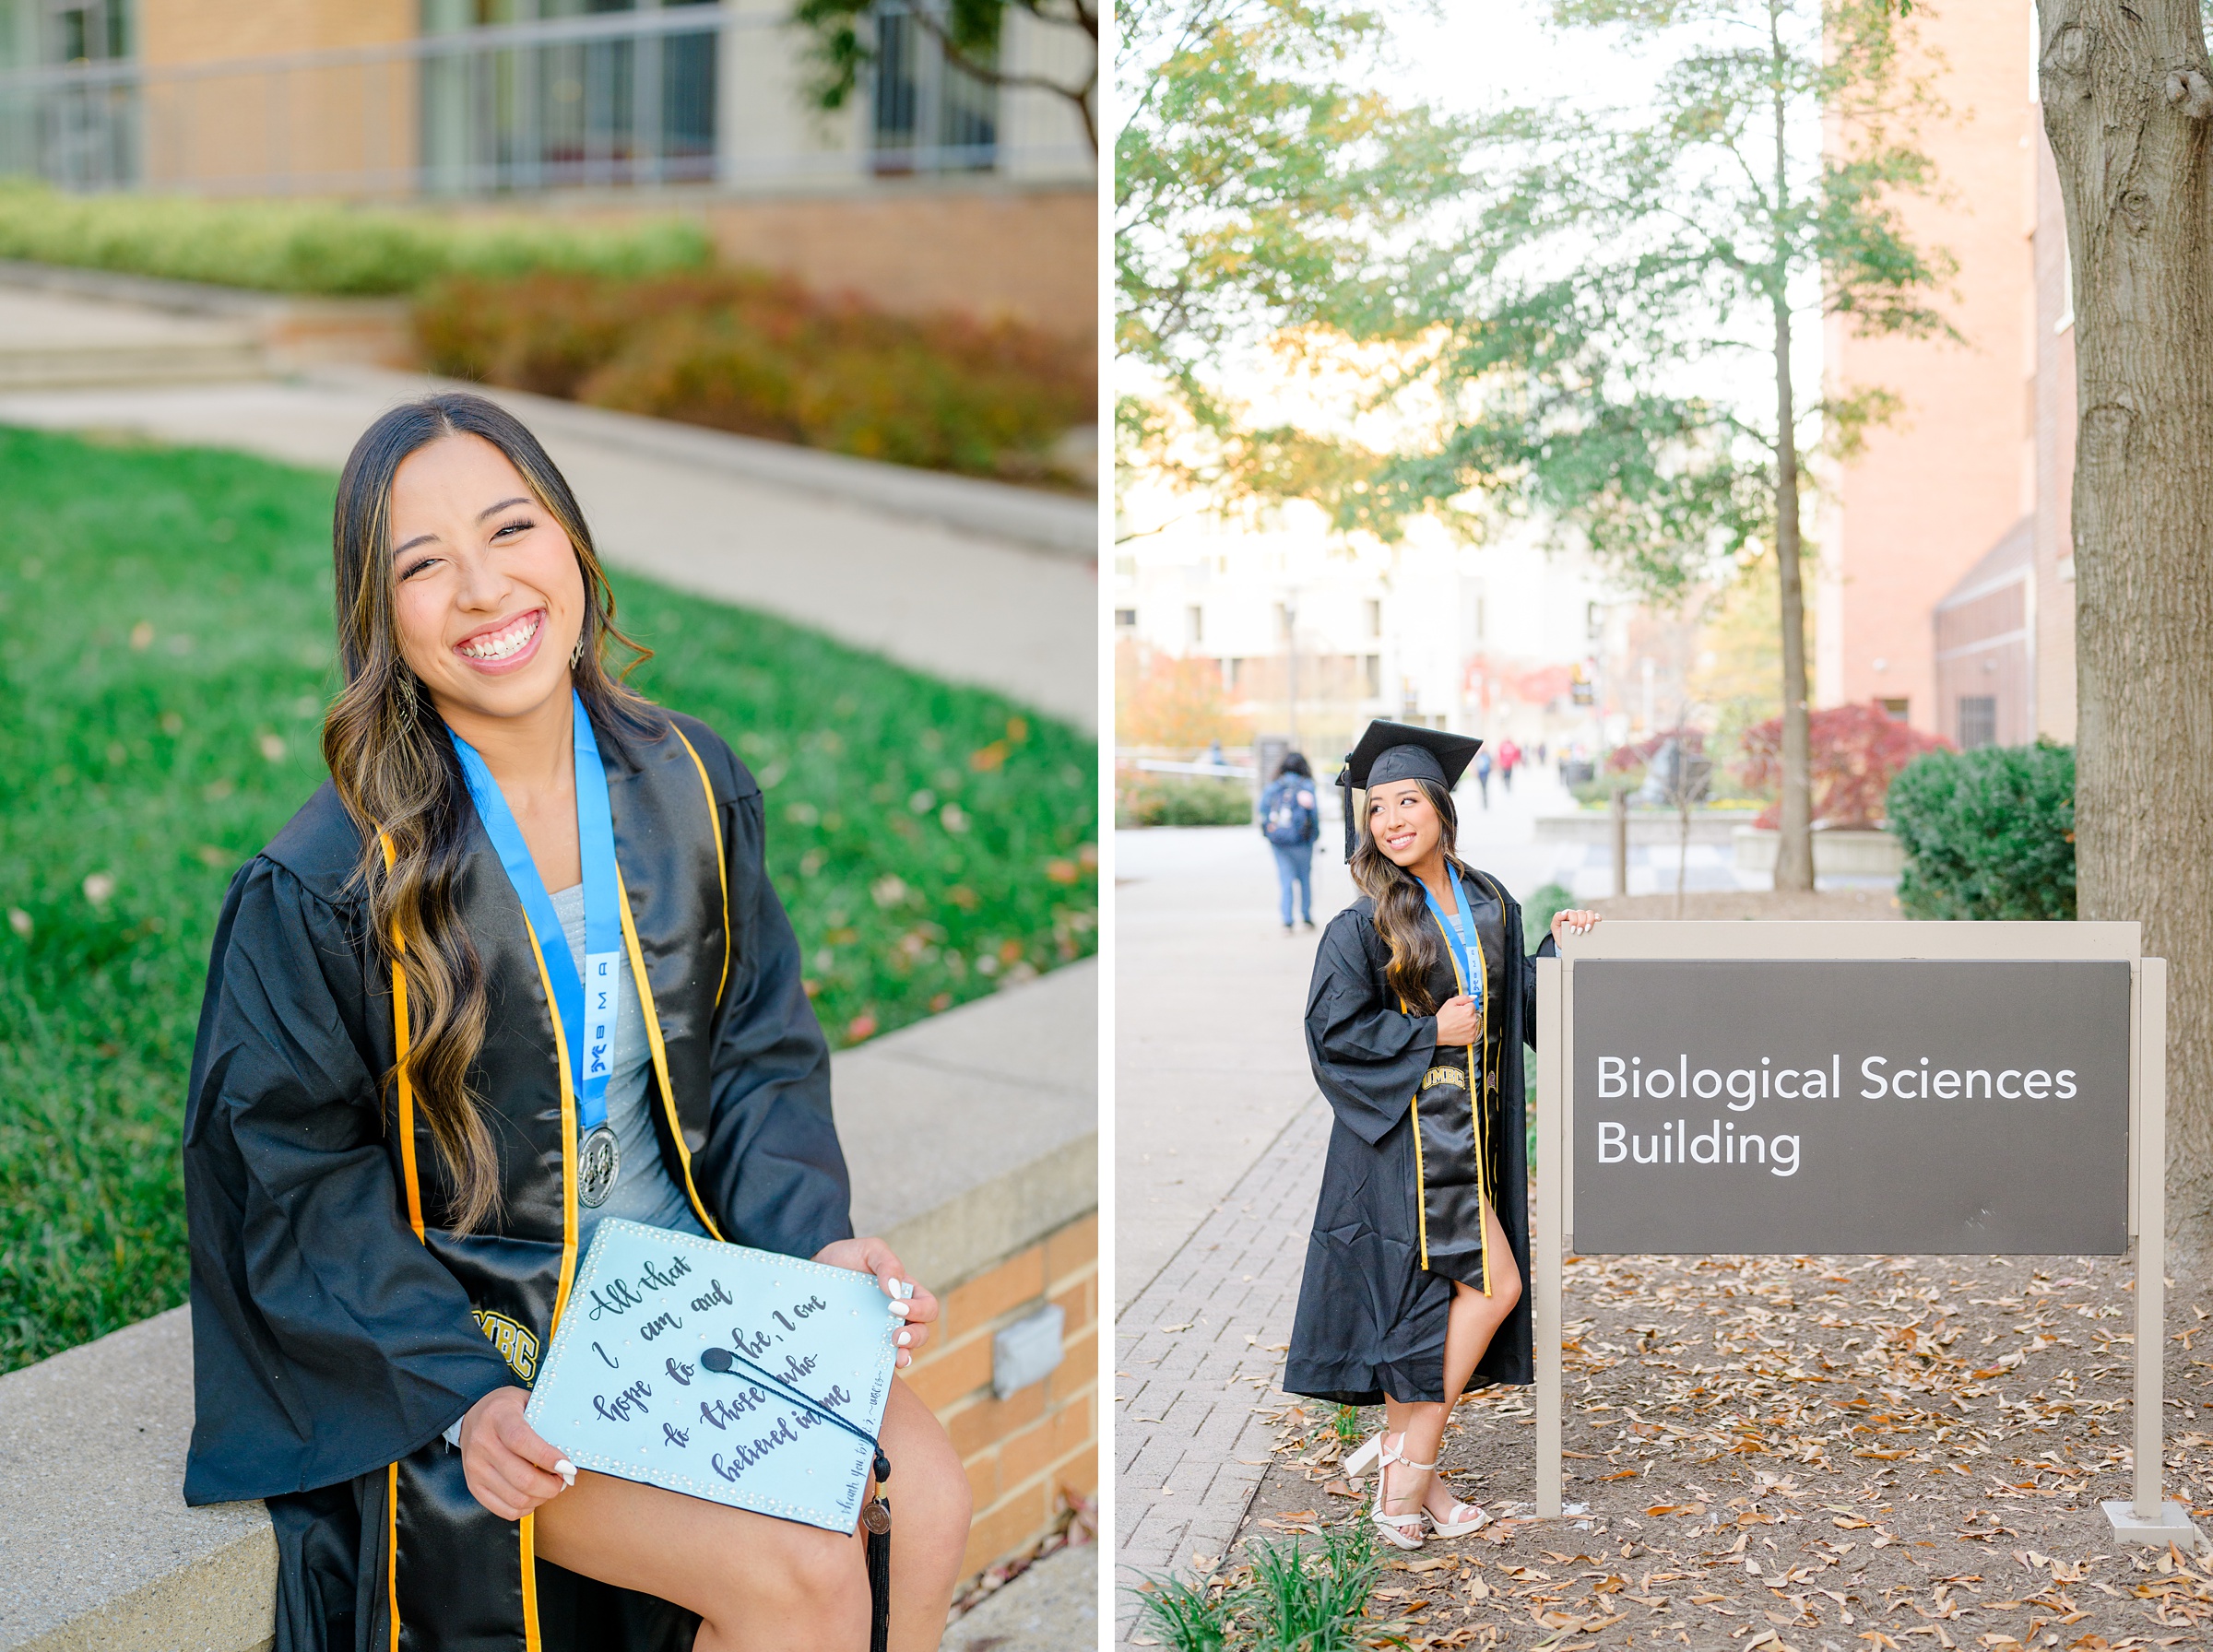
577,1124,621,1208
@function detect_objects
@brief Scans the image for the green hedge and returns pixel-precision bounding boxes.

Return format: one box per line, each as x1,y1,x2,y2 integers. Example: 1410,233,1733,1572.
1887,742,2075,920
0,182,710,296
1116,774,1252,827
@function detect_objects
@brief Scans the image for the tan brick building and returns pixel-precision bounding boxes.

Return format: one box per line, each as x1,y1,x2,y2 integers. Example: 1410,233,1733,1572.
1818,0,2077,749
0,0,1096,336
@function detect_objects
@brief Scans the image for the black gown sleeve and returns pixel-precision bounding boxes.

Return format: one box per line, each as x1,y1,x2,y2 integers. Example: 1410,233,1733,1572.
1304,911,1438,1147
183,858,515,1506
687,739,855,1261
1519,923,1558,1048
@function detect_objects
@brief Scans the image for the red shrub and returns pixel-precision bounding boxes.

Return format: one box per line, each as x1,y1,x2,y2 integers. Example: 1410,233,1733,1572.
412,268,1095,480
1606,726,1706,774
1734,702,1952,830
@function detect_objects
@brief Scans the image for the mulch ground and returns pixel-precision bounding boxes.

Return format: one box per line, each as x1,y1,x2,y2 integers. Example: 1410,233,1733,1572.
1229,1250,2213,1650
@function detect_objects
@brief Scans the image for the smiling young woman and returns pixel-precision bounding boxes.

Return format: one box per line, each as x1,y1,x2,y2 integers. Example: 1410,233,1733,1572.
180,393,969,1652
1284,718,1598,1552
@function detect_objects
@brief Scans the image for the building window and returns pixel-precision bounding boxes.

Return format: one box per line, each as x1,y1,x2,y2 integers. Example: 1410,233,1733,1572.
1274,601,1291,641
1366,598,1382,639
420,0,724,194
1958,695,1997,750
1362,654,1381,698
1186,605,1203,647
870,0,999,174
1114,608,1136,629
1473,596,1485,641
1879,698,1910,722
1222,656,1240,691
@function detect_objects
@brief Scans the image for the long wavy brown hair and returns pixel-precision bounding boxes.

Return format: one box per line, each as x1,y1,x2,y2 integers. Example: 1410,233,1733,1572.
325,392,657,1233
1349,777,1476,1016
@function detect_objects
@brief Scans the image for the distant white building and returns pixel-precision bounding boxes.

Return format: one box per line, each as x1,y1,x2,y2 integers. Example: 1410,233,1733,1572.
1114,494,1625,766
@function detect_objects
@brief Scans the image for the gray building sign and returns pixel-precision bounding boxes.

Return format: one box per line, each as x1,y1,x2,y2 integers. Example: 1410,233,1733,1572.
1569,959,2132,1255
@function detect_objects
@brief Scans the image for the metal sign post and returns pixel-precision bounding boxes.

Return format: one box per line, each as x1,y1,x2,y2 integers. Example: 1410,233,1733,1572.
1530,922,2199,1550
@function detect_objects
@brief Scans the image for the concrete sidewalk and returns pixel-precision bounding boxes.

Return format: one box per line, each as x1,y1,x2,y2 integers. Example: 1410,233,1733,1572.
0,287,1095,731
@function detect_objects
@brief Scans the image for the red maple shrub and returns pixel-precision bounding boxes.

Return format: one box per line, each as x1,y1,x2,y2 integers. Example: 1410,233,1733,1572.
414,268,1095,481
1734,702,1952,830
1606,726,1707,774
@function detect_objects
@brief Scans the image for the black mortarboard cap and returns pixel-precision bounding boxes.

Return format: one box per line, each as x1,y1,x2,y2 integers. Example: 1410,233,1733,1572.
1333,719,1484,859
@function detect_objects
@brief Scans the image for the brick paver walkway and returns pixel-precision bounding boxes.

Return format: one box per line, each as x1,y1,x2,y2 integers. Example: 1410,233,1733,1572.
1113,1094,1329,1644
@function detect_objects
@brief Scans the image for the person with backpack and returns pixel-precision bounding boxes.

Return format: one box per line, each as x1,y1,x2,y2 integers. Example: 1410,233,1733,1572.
1260,751,1320,931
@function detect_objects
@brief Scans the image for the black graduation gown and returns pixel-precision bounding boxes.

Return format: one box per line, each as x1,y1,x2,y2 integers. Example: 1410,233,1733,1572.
1284,870,1552,1406
181,706,853,1652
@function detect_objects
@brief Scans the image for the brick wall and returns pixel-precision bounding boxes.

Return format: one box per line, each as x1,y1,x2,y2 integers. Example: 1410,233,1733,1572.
906,1211,1097,1584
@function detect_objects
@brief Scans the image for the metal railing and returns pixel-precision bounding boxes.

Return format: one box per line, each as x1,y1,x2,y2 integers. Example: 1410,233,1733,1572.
0,6,1094,197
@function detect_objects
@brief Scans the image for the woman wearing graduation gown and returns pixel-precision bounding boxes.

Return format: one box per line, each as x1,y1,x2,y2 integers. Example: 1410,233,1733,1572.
181,393,971,1652
1285,719,1597,1550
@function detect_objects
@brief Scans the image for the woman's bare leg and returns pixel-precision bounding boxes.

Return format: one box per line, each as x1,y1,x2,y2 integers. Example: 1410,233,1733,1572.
1381,1201,1523,1528
533,1378,971,1652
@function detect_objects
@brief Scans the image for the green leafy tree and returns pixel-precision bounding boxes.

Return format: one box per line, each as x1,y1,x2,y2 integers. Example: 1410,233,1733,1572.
1356,0,1952,890
792,0,1098,150
1114,0,1473,527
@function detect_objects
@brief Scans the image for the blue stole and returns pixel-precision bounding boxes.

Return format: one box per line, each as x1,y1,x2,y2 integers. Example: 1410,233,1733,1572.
447,690,623,1136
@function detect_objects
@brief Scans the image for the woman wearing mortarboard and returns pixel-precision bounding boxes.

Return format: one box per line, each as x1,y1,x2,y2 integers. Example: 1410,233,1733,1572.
1285,719,1598,1549
180,393,971,1651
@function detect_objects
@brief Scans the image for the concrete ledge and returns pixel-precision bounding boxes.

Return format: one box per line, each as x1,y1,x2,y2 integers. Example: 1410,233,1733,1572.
841,957,1097,1290
0,958,1095,1651
1732,825,1904,878
1533,809,1762,846
0,1309,274,1652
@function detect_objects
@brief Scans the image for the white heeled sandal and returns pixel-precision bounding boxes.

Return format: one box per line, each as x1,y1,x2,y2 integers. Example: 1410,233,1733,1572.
1342,1426,1386,1478
1370,1438,1426,1551
1424,1479,1490,1539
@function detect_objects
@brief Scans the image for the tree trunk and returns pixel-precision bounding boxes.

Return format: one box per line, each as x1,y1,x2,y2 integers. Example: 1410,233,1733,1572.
1772,294,1816,893
2041,0,2213,1256
1769,6,1814,893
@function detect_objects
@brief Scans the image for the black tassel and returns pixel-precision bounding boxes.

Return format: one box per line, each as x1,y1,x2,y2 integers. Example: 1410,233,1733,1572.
1340,768,1355,861
864,1452,893,1652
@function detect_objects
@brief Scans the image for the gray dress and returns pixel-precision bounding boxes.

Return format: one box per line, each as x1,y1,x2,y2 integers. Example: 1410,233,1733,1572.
549,882,710,1253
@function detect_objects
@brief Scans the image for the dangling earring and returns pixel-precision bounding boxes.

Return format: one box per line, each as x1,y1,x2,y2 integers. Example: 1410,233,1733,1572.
571,629,586,668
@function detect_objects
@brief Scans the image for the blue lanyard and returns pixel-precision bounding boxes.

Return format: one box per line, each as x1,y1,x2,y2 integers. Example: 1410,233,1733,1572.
1421,867,1483,1014
448,690,622,1132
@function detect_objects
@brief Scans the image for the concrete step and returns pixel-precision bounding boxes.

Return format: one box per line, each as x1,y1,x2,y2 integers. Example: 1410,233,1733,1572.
0,339,269,390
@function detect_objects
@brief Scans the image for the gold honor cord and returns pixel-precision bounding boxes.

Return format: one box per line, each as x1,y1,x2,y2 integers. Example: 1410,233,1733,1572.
615,869,727,1242
1402,998,1431,1271
385,1462,401,1652
378,835,427,1245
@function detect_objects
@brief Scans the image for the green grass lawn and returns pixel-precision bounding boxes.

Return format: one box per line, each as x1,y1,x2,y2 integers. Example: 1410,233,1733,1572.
0,427,1096,1374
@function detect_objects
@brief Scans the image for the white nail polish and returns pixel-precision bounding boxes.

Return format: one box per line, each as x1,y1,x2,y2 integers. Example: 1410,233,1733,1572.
896,1329,912,1347
888,1300,911,1318
553,1458,576,1487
